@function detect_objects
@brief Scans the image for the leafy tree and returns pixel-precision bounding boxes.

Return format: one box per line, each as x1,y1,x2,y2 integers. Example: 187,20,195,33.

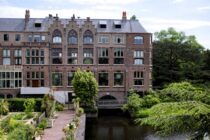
41,94,55,118
0,100,9,116
24,98,35,115
153,27,204,88
72,69,98,108
130,15,136,20
136,101,210,139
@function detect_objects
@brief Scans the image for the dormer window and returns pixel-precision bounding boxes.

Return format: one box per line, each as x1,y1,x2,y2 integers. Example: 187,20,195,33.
99,21,107,28
35,23,41,28
114,21,121,29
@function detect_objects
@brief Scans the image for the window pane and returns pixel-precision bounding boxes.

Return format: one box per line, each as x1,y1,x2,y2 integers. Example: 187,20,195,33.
114,73,123,86
52,73,62,86
67,72,75,86
99,73,108,86
3,58,10,65
134,36,143,44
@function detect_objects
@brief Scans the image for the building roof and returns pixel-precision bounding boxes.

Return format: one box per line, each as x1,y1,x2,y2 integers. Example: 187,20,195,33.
0,17,148,33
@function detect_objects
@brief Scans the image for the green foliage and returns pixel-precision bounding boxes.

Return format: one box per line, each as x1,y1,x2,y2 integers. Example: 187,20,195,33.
41,94,55,118
37,118,48,130
55,102,64,111
159,82,210,104
7,98,42,112
0,100,9,116
135,101,210,137
24,98,35,115
153,27,205,88
72,69,98,108
76,107,84,117
130,15,136,20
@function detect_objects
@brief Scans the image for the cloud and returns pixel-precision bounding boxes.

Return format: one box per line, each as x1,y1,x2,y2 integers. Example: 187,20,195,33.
43,0,140,5
141,17,210,32
173,0,184,3
197,6,210,11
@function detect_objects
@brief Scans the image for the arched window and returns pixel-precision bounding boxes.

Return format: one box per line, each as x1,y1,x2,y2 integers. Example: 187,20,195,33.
52,29,62,43
83,30,93,44
68,30,78,44
134,36,143,44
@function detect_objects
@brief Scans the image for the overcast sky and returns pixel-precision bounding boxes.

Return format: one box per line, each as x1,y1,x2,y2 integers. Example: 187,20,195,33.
0,0,210,49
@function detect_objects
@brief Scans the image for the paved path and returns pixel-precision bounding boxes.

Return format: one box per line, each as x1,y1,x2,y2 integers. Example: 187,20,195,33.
42,110,75,140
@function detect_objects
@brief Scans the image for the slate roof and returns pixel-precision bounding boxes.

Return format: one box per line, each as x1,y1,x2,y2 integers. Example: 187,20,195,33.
0,17,148,33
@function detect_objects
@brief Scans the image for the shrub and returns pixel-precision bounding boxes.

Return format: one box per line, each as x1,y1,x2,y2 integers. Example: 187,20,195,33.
0,100,9,116
55,103,64,111
37,118,48,130
76,107,84,117
24,98,35,114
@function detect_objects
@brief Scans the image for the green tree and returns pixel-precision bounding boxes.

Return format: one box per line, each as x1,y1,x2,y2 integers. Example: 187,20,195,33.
153,27,204,88
24,98,35,115
0,100,9,116
136,101,210,139
130,15,136,20
72,69,98,108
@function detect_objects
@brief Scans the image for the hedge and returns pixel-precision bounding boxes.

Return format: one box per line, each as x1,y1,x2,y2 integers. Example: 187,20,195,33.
4,98,42,112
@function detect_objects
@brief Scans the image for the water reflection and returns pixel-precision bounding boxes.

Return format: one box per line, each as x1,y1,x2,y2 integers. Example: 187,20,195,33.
86,116,187,140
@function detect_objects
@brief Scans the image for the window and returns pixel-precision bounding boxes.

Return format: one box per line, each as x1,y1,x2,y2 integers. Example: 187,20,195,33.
41,36,46,41
28,35,33,42
98,35,109,44
113,35,124,44
26,72,44,87
134,71,144,85
114,48,124,64
52,29,62,43
99,72,108,86
99,21,107,28
83,30,93,44
83,48,93,64
25,49,45,65
14,50,22,65
4,34,9,41
98,48,109,64
3,49,10,65
134,36,143,44
68,30,78,44
52,48,62,64
52,73,62,86
35,23,41,28
67,72,75,86
15,34,21,41
134,51,144,65
0,72,22,88
34,35,41,42
68,48,77,64
114,72,123,86
114,21,121,29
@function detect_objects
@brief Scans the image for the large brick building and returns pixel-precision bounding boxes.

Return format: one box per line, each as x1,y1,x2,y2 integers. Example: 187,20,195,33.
0,10,152,102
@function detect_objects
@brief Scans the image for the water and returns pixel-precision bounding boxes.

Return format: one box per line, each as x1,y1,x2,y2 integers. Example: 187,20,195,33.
85,110,187,140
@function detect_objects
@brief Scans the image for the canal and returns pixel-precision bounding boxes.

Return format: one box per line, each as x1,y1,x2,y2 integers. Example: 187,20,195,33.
85,109,187,140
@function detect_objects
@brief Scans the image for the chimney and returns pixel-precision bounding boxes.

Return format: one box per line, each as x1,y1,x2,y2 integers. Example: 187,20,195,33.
122,11,127,20
87,17,90,22
25,10,30,22
24,10,30,29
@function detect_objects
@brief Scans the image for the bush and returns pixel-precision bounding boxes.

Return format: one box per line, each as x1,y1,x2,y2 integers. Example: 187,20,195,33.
7,98,42,112
76,108,84,117
37,118,48,130
55,103,64,111
0,100,9,115
24,98,35,114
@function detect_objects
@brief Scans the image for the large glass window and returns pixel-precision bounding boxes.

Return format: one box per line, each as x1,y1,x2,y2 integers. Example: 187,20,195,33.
98,35,109,44
98,48,109,64
52,29,62,43
52,48,62,64
34,35,41,42
114,72,123,86
0,72,22,88
25,49,45,65
68,30,78,44
134,36,143,44
114,48,124,64
134,50,144,65
134,71,144,85
83,30,93,44
15,34,21,41
113,35,124,44
83,48,93,64
52,73,62,86
99,72,108,86
14,50,22,65
3,49,10,65
67,71,75,86
26,72,44,87
68,48,77,64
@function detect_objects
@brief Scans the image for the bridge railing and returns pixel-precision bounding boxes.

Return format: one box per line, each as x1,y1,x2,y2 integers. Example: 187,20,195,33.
97,99,127,107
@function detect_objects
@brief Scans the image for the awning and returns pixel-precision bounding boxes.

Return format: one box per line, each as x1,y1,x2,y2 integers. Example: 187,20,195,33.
21,87,50,94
